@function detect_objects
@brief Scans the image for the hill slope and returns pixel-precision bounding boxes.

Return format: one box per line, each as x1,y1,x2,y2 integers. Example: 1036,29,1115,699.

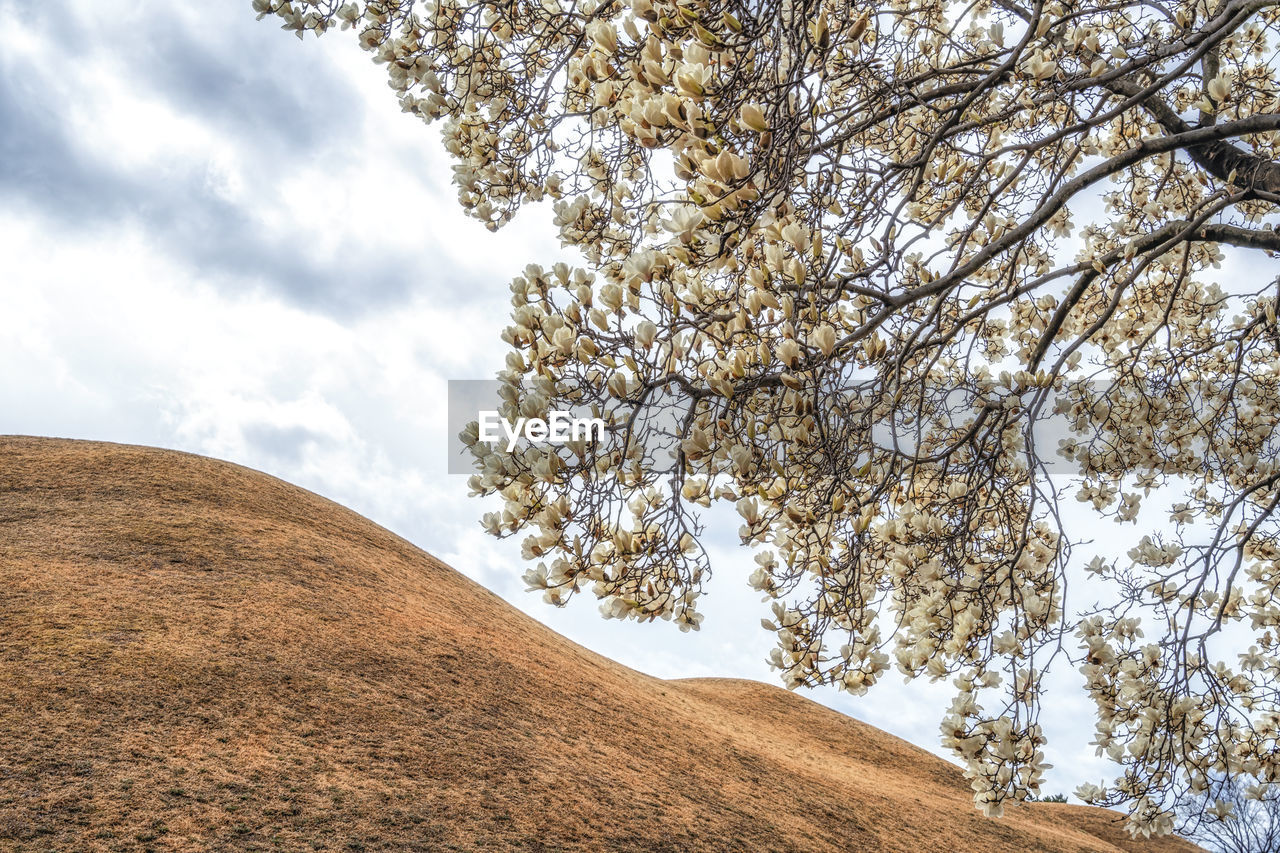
0,437,1200,852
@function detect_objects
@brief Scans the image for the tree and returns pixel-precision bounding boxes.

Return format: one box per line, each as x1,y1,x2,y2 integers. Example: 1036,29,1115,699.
256,0,1280,835
1178,775,1280,852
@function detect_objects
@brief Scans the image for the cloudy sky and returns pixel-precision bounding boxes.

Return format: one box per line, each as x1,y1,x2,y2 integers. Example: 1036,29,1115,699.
0,0,1147,800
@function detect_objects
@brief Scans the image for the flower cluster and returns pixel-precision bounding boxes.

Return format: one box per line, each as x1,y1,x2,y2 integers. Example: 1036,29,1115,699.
260,0,1280,833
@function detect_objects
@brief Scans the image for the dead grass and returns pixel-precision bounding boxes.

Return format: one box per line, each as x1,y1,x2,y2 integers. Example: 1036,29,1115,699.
0,436,1202,852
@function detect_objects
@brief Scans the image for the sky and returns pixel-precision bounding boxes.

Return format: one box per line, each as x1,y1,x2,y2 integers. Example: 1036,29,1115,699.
0,0,1165,802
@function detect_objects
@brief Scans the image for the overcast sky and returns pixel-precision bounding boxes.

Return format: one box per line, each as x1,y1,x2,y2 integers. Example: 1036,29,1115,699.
0,0,1159,801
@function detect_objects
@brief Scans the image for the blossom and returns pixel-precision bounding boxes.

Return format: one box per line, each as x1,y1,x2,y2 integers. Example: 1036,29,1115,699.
265,0,1280,830
740,103,768,133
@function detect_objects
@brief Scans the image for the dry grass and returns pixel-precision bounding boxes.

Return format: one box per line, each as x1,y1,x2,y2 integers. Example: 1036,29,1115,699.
0,436,1202,852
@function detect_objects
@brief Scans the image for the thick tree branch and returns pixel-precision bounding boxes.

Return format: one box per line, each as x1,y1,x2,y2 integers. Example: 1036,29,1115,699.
1195,223,1280,252
1110,77,1280,197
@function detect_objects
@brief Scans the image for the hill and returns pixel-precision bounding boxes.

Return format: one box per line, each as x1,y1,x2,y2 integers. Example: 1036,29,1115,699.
0,437,1201,851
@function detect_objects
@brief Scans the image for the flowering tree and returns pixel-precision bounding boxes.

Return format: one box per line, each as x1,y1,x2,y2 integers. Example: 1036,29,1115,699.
257,0,1280,834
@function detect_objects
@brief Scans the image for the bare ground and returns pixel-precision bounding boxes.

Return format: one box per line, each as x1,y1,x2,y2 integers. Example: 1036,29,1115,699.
0,437,1202,852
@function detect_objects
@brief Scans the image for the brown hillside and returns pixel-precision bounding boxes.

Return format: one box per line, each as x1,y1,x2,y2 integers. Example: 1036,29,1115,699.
0,437,1201,852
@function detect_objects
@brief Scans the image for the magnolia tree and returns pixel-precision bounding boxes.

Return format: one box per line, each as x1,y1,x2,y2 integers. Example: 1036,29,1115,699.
257,0,1280,834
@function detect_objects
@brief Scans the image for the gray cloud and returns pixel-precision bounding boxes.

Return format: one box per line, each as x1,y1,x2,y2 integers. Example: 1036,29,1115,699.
0,1,471,316
242,421,332,464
